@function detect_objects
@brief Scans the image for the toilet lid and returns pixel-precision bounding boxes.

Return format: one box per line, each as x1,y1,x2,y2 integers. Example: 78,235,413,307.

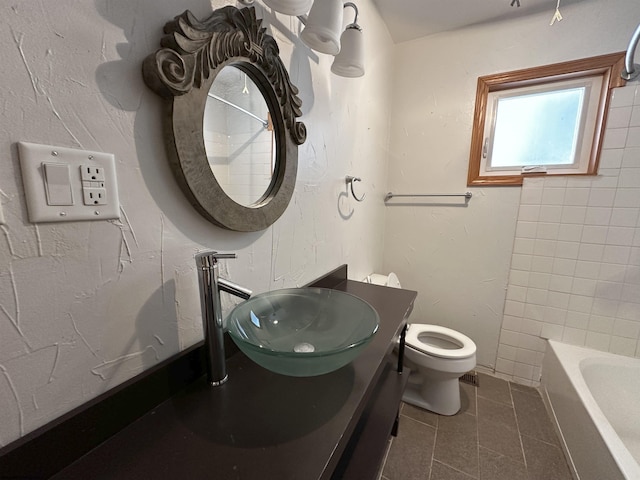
405,324,476,359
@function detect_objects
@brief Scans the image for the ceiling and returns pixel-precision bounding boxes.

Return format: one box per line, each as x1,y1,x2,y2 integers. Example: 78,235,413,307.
372,0,584,43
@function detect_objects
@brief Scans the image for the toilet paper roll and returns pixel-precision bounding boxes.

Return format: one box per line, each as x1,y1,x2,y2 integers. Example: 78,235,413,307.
368,273,401,288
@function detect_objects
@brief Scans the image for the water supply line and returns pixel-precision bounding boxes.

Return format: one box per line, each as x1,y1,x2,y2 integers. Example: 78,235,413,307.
622,23,640,81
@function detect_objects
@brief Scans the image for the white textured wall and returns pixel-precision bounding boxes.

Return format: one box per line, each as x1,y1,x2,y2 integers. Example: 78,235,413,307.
383,0,640,370
498,83,640,386
0,0,394,445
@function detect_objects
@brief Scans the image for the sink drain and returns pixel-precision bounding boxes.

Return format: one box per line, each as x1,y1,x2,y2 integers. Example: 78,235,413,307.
293,342,315,353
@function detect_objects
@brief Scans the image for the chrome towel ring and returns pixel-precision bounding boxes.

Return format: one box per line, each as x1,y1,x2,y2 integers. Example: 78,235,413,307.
345,176,365,202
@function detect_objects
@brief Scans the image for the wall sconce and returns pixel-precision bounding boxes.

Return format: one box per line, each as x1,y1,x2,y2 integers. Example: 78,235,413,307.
299,0,344,55
263,0,365,78
262,0,313,16
330,5,364,78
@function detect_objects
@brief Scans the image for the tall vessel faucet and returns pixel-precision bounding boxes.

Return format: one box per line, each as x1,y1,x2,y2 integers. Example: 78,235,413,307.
195,251,252,386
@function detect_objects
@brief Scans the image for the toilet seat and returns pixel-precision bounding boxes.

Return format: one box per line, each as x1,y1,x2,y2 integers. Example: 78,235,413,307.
405,324,475,359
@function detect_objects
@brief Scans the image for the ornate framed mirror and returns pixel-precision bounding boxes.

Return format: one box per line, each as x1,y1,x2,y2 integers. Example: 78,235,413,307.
143,6,306,231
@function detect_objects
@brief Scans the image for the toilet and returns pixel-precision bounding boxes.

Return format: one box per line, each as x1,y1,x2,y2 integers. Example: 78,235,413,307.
367,272,477,416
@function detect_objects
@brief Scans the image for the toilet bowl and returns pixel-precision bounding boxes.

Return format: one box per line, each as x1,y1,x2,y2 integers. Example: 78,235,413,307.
367,272,477,416
403,324,476,415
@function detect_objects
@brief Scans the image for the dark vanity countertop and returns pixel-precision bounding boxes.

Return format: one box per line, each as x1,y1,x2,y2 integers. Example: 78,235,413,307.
53,280,415,480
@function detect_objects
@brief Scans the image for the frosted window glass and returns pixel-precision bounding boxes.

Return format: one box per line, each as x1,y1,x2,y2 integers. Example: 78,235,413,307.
490,88,584,168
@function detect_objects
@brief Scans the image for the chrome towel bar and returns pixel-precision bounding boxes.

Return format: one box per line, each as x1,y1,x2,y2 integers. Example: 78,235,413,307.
384,192,472,202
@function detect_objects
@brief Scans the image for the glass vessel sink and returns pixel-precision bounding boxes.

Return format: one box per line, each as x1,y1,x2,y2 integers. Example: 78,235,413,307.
225,288,380,376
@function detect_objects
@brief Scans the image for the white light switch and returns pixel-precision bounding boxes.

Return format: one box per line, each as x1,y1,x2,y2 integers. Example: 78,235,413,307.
43,163,74,206
18,142,120,223
0,201,5,225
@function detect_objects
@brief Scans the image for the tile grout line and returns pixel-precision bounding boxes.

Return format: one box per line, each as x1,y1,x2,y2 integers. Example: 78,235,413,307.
377,437,393,480
474,381,480,479
398,412,437,429
427,412,438,480
432,459,479,479
509,381,529,471
381,436,393,480
520,431,564,449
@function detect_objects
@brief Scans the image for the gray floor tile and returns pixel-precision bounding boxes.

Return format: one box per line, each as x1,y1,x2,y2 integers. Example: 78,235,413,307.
477,420,524,463
402,402,439,427
477,397,518,431
512,388,559,446
477,397,524,462
479,446,528,480
477,373,512,406
430,460,477,480
382,373,572,480
383,415,435,480
433,413,479,478
521,435,573,480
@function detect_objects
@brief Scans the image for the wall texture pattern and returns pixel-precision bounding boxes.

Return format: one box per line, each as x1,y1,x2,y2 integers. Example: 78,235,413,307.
0,0,394,446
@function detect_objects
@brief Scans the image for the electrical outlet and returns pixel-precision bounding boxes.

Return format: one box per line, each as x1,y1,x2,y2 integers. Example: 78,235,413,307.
18,142,120,222
83,188,107,206
80,165,106,183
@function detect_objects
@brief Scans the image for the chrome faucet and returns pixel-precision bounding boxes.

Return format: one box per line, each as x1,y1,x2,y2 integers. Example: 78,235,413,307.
195,251,252,386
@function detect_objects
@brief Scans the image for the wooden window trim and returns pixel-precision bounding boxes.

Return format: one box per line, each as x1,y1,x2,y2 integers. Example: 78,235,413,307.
467,52,627,187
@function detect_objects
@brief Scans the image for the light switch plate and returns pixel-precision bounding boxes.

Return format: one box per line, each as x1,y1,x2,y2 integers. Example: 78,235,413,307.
18,142,120,223
43,163,74,206
0,201,5,225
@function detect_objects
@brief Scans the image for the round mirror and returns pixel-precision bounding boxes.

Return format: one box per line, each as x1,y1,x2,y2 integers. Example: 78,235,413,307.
142,6,306,232
204,66,275,206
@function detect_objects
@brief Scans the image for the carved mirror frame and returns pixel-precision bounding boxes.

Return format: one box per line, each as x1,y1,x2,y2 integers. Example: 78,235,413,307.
143,6,306,232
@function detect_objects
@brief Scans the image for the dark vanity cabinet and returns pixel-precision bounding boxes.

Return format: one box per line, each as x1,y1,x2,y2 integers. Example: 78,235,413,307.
0,265,416,480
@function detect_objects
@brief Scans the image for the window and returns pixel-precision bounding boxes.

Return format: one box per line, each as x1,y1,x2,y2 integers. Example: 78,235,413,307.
467,52,626,186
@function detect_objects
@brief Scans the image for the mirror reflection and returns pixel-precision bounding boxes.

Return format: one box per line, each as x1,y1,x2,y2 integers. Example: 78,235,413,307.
203,66,275,206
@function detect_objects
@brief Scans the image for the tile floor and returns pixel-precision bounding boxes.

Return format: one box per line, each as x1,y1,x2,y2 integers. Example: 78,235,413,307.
381,373,573,480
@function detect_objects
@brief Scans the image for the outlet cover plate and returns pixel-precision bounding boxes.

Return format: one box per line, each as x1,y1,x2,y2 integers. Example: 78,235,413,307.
18,142,120,223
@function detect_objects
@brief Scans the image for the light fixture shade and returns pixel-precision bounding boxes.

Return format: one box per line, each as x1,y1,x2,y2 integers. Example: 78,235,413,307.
300,0,344,55
263,0,313,16
331,26,364,77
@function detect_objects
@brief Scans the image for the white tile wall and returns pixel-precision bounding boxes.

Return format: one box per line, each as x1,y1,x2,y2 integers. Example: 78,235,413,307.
496,83,640,386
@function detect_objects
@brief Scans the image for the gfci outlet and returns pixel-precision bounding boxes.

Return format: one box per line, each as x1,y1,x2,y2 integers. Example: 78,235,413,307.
81,165,106,184
83,188,107,205
18,142,120,223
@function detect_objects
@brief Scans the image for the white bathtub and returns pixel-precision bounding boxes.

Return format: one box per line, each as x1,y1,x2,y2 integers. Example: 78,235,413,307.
542,340,640,480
